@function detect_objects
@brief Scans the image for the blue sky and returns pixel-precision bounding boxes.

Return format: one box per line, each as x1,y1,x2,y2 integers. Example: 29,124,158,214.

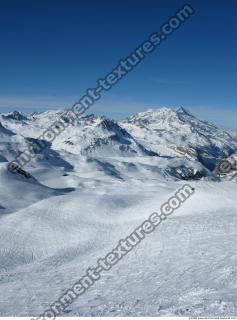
0,0,236,129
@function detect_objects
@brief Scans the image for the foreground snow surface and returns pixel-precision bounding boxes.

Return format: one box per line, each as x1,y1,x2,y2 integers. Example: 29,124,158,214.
0,164,236,316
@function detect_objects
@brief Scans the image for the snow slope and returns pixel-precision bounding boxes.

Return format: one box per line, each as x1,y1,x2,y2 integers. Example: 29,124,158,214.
0,107,236,316
0,174,236,316
0,163,74,214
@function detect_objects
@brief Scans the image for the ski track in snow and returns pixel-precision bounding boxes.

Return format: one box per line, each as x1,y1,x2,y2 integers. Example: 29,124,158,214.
0,169,236,317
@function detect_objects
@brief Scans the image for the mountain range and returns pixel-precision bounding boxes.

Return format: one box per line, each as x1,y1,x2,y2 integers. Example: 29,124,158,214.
0,107,237,316
0,107,236,182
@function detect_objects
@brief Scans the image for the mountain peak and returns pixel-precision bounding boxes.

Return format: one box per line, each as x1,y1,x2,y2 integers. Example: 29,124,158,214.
175,106,193,117
2,110,28,121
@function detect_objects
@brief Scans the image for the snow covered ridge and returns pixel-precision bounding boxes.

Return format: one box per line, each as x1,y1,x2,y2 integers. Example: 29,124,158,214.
120,107,237,170
0,107,236,181
1,108,237,316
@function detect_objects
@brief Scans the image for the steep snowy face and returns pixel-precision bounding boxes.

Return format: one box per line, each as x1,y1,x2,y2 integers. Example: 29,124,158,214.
121,107,237,170
0,109,66,138
0,121,15,136
2,110,28,122
0,111,157,158
52,115,157,158
0,107,234,181
0,114,73,170
0,121,25,163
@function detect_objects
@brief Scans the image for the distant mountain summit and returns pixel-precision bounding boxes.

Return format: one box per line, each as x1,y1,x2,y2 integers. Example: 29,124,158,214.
0,107,236,181
121,107,237,170
2,110,28,121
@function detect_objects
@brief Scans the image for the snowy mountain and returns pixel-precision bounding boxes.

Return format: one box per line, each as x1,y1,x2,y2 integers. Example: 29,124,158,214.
0,107,237,317
120,107,237,170
1,107,236,182
52,115,158,157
